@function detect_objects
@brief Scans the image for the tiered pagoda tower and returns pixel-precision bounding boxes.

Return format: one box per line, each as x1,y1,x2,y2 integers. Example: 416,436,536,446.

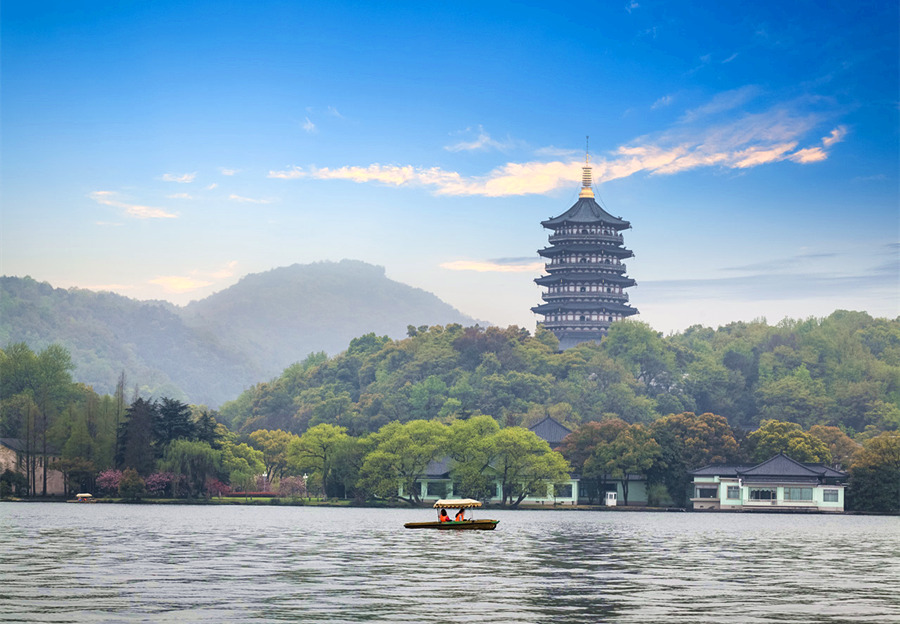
531,155,638,350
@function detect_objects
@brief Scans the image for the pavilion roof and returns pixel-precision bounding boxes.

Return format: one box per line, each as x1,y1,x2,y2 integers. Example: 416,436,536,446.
528,416,572,448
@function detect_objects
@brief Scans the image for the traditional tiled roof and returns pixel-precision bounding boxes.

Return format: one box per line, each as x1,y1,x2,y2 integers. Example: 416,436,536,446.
424,457,452,478
529,416,572,448
541,197,630,228
690,453,847,480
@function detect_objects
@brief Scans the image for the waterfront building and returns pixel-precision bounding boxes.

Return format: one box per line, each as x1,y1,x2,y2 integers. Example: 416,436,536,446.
532,155,638,350
689,453,847,512
0,438,65,496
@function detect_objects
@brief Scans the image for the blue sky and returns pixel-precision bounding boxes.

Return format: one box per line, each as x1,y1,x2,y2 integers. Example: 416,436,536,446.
2,1,898,335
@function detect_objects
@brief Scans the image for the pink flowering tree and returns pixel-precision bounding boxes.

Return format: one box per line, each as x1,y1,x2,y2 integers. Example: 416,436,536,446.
96,469,123,496
145,472,176,497
204,477,229,499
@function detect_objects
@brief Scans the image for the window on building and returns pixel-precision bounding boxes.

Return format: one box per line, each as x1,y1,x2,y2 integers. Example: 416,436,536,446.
783,487,813,501
749,488,776,500
823,489,839,502
426,481,447,498
726,486,740,499
784,488,812,501
554,484,573,498
695,487,718,499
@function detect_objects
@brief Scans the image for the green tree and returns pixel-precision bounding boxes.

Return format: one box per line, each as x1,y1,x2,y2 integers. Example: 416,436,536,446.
558,419,627,503
154,397,196,451
491,426,570,507
286,423,350,498
358,420,448,504
650,412,740,506
247,429,298,482
745,419,831,464
808,425,862,470
117,398,157,475
158,439,222,497
585,423,663,505
446,415,501,500
118,467,145,500
847,431,900,513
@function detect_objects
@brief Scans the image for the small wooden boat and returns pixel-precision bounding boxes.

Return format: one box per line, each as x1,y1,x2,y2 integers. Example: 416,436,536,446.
68,493,97,503
404,498,499,530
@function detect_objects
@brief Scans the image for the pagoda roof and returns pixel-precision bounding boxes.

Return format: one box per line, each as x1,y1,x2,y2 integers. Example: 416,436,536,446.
531,301,637,314
541,197,630,228
534,274,636,286
538,244,633,258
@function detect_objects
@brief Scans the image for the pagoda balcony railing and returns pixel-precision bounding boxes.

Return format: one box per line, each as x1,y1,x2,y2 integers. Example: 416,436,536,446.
548,233,624,244
538,320,614,331
541,292,629,302
546,261,627,272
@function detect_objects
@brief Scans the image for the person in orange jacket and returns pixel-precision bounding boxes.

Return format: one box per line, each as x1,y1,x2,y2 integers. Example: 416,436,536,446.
439,509,450,522
455,508,466,521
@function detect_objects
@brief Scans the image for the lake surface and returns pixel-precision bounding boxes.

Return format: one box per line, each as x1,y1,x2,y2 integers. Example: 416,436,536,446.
1,504,897,623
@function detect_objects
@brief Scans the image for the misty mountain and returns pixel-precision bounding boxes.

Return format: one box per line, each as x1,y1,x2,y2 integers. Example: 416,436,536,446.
0,261,478,406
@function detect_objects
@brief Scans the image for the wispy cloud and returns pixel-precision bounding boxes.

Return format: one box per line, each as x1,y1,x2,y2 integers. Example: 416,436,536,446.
220,168,238,176
303,117,317,133
441,258,544,273
149,276,214,293
625,1,639,13
89,191,177,219
167,193,193,200
444,126,517,152
652,95,673,109
229,194,273,204
161,172,197,183
148,260,239,294
271,90,847,197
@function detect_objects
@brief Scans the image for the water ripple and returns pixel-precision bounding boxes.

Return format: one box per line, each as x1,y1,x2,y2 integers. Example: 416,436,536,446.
1,504,897,623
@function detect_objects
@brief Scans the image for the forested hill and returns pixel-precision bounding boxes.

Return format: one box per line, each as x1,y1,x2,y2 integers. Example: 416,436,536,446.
219,312,900,437
182,260,476,380
0,261,476,406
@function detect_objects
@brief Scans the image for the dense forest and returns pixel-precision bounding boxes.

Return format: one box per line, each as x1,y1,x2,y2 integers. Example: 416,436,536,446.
1,311,898,511
220,310,899,436
0,261,475,405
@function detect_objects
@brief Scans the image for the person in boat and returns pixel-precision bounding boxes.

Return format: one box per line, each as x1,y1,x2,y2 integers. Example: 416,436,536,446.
455,509,466,521
439,509,450,522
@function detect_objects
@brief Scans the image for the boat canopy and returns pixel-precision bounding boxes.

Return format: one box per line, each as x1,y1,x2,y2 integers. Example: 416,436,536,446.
433,498,482,509
75,493,93,499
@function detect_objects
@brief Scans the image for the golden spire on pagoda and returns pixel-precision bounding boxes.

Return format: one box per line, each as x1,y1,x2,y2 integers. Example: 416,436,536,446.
579,135,594,198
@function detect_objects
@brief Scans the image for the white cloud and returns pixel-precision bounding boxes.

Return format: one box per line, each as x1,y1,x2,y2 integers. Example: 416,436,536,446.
220,168,238,176
149,276,213,293
303,117,317,133
206,183,218,190
89,191,177,219
167,193,193,199
327,106,343,118
441,259,544,273
444,126,515,152
268,166,305,179
161,172,197,183
652,95,673,109
273,90,846,197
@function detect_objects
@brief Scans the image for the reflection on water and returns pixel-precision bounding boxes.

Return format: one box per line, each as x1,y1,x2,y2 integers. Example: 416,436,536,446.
1,504,897,623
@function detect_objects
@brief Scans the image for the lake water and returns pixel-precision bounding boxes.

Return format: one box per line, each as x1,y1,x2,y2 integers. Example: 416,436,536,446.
1,504,897,623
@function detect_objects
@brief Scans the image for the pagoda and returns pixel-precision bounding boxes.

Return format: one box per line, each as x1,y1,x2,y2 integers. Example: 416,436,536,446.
531,154,638,350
